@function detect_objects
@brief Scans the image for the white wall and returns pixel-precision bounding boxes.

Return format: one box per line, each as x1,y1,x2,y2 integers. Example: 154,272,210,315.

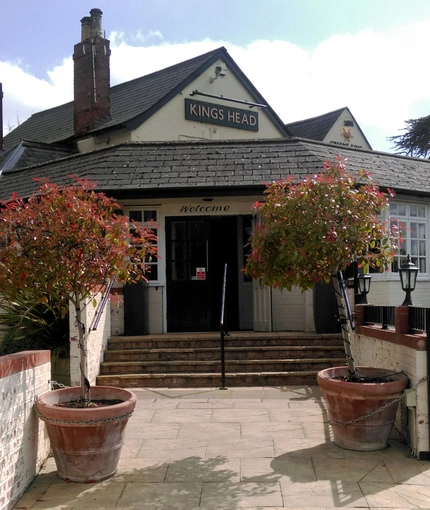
369,279,430,307
69,293,110,387
272,287,309,331
352,330,428,458
0,351,51,510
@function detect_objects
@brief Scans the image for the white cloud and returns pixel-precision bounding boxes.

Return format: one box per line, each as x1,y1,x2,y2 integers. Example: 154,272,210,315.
2,20,430,151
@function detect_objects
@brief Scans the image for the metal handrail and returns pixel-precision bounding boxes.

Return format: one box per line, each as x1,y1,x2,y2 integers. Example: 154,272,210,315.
220,263,228,389
338,271,355,330
92,278,116,331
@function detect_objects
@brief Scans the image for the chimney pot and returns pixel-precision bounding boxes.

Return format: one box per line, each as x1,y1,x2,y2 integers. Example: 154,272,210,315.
81,8,103,41
90,8,104,38
80,16,92,41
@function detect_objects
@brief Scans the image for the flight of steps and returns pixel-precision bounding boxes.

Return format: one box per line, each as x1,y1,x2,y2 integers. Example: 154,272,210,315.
96,332,346,388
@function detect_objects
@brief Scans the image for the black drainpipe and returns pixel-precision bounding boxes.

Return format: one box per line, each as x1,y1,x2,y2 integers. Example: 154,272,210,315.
426,309,430,460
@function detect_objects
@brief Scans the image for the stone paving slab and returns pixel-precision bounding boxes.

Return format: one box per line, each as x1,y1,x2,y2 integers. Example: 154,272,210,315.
14,386,430,509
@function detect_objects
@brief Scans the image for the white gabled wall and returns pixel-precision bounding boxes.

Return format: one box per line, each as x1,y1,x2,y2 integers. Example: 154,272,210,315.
132,58,284,143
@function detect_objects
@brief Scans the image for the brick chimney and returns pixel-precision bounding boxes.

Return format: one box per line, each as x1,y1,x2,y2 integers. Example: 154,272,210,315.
0,83,3,151
73,8,111,137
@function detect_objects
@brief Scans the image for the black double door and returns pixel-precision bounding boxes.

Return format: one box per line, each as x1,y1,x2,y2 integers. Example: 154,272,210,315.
166,216,239,332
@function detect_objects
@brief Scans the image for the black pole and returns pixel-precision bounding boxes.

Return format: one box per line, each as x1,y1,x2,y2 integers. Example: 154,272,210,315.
220,263,227,390
426,309,430,460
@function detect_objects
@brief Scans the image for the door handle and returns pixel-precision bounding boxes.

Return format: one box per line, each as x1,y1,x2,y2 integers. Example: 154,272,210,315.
206,240,209,273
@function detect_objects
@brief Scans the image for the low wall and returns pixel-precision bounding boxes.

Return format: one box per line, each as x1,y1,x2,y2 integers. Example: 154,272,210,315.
0,351,51,510
354,305,428,459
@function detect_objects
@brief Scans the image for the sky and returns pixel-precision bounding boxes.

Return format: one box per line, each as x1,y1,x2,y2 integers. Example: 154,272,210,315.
2,0,430,153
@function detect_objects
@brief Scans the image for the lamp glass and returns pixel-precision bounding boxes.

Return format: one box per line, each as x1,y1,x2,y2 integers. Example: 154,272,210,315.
399,255,418,291
357,274,371,294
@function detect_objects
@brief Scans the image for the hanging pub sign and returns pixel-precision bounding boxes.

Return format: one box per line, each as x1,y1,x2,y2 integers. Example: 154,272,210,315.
185,98,259,132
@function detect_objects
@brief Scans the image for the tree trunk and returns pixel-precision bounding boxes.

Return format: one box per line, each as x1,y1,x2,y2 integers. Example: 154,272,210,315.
74,295,90,405
331,271,356,378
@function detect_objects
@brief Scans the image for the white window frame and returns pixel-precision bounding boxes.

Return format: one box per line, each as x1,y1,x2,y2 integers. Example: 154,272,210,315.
372,199,429,280
126,207,163,285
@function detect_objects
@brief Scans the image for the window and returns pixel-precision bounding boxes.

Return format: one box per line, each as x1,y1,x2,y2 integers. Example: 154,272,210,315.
128,209,159,282
389,202,427,274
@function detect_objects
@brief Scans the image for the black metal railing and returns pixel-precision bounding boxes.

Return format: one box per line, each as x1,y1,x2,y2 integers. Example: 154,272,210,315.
219,263,228,389
410,306,427,333
362,304,428,333
362,305,396,329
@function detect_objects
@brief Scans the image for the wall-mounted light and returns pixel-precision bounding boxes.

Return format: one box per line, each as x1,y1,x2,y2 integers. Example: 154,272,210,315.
210,65,227,83
399,254,419,306
356,273,372,304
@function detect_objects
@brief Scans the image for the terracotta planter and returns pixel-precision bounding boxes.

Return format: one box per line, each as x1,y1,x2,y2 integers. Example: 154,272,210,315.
35,386,136,482
317,366,409,451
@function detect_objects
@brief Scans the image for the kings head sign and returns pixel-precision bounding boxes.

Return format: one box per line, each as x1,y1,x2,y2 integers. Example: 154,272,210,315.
185,98,259,132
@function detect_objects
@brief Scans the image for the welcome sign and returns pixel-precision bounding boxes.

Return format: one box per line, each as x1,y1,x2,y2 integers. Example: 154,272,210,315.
185,98,259,132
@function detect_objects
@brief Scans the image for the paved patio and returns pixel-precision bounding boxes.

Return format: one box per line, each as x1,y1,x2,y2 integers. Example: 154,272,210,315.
15,386,430,509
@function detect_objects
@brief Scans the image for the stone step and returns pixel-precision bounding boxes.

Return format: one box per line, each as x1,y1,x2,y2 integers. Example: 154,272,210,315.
97,332,347,388
107,333,344,350
103,345,345,362
96,370,327,388
99,357,347,375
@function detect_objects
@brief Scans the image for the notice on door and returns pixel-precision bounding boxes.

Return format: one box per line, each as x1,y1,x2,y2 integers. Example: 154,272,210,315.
195,267,206,280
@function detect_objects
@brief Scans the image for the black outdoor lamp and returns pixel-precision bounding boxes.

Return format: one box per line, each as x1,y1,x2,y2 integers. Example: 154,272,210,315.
399,254,419,306
356,273,372,304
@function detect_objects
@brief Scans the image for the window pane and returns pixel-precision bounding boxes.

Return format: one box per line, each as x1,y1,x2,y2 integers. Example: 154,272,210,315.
172,222,186,240
146,264,158,281
144,210,157,222
391,203,407,216
172,261,187,281
129,210,142,222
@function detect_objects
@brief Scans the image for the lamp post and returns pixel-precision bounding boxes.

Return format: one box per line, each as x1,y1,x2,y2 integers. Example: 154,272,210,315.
356,273,372,304
399,254,419,306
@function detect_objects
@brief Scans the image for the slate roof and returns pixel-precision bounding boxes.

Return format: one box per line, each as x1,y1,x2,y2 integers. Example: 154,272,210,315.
3,47,288,152
0,138,429,202
0,141,77,173
286,108,345,140
286,107,372,149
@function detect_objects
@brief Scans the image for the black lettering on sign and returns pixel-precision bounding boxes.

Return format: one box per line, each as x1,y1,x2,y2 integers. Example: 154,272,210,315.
180,204,232,213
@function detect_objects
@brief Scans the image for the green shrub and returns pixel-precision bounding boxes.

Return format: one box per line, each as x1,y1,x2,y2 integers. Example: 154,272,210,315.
0,294,69,360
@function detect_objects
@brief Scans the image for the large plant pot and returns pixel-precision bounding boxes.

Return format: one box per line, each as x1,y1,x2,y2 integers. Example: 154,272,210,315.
35,386,136,482
317,366,408,451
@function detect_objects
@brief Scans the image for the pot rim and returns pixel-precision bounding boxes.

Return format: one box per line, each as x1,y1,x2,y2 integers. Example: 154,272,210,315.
35,385,137,422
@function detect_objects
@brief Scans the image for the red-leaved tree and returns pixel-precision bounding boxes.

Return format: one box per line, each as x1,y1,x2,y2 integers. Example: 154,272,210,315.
245,158,401,377
0,176,157,403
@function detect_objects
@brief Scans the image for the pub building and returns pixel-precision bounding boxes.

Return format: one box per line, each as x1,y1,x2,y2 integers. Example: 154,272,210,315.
2,8,430,338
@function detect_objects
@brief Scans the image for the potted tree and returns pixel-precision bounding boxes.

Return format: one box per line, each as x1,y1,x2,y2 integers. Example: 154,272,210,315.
245,157,408,451
0,176,157,481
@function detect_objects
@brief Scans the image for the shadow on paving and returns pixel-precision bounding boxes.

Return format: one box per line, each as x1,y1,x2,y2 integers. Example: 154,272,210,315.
18,455,281,509
271,440,430,508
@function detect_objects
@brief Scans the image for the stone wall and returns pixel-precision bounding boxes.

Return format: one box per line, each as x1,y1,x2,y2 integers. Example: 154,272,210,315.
0,351,51,510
